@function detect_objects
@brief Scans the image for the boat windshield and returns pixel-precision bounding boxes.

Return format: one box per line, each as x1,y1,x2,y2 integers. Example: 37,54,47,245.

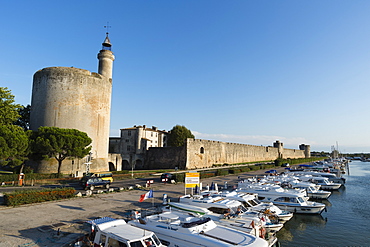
306,187,314,192
143,237,158,247
247,199,259,206
107,238,128,247
297,197,305,203
229,205,247,213
275,197,299,203
129,240,145,247
254,198,262,204
151,234,161,246
182,217,211,228
157,214,179,224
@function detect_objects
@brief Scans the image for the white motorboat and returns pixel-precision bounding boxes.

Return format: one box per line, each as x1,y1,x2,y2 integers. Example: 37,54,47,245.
201,190,293,222
178,194,284,232
237,183,326,214
163,202,278,247
289,170,346,184
284,180,332,199
298,176,342,190
259,174,331,199
88,217,166,247
128,211,269,247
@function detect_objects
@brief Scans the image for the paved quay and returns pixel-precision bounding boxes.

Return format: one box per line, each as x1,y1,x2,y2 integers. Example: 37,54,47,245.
0,167,287,247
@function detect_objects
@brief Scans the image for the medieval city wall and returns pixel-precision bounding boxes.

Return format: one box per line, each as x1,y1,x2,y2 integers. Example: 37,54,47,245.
282,148,306,159
145,146,187,169
184,139,306,169
30,157,89,177
108,153,122,171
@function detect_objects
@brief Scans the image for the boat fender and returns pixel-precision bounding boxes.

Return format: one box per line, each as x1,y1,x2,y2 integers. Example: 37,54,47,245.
138,218,147,225
249,220,255,229
259,227,266,239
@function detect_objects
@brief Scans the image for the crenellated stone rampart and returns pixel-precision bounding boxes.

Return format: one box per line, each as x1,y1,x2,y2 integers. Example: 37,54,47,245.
184,139,306,169
146,146,187,169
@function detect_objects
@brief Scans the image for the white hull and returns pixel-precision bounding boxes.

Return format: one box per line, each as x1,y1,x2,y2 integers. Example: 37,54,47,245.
237,186,326,215
274,203,326,214
329,177,346,184
307,191,331,199
320,184,341,190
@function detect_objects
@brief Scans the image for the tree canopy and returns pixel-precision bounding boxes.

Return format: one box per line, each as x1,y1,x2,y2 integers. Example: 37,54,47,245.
15,104,31,131
0,87,29,169
30,127,92,175
0,125,29,167
168,125,195,147
0,87,22,125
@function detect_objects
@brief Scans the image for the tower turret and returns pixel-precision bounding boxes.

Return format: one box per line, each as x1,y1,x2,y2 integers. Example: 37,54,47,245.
98,33,115,79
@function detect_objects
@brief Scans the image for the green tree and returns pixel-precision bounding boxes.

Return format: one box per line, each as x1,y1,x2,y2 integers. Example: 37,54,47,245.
0,87,22,125
0,125,29,168
30,127,92,175
0,87,29,170
15,104,31,131
168,125,195,147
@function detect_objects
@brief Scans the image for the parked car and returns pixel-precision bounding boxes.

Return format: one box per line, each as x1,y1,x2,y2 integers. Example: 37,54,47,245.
160,173,175,183
80,171,113,184
82,177,111,190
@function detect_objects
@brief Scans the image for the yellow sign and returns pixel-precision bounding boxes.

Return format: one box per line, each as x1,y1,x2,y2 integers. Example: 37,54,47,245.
185,172,200,188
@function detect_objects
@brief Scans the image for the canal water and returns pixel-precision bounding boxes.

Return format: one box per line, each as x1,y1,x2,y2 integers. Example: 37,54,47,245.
276,161,370,246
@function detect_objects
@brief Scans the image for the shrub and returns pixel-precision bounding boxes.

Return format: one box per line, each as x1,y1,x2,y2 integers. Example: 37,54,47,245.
249,165,260,171
274,158,284,166
200,171,217,179
112,170,129,174
0,173,61,183
175,173,185,183
4,187,76,206
229,168,242,174
240,167,251,172
274,157,324,167
216,169,229,176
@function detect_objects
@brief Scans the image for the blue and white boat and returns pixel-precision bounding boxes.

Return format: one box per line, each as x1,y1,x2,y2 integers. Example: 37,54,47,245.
200,190,293,222
178,194,284,232
237,183,326,214
128,211,269,247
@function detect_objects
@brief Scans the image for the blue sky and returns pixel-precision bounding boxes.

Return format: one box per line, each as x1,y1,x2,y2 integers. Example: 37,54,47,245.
2,1,370,153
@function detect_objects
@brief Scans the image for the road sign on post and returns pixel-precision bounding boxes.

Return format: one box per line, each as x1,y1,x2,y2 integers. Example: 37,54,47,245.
185,172,200,187
185,172,200,195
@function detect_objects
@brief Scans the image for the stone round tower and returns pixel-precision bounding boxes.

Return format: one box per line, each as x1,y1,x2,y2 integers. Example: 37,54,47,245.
29,34,115,175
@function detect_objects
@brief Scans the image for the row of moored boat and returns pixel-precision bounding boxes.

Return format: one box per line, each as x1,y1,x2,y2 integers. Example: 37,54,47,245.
82,159,347,247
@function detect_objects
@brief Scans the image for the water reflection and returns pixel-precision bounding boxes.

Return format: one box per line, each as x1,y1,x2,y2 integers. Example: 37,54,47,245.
277,214,327,242
320,199,332,207
277,162,370,246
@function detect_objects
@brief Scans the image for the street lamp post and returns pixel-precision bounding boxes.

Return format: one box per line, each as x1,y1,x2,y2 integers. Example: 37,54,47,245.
84,152,92,175
131,160,136,178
